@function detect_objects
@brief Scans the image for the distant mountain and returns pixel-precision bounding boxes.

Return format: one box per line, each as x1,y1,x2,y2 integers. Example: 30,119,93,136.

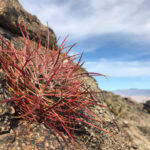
112,89,150,103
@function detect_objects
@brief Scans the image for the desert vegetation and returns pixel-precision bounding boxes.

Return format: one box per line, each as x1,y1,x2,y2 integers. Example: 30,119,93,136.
0,21,108,145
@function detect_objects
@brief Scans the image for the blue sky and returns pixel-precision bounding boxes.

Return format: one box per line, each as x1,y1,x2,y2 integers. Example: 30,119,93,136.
19,0,150,90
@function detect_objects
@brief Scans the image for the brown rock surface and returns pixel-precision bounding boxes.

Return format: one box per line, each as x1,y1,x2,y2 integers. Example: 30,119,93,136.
1,0,149,150
103,91,150,150
0,0,57,49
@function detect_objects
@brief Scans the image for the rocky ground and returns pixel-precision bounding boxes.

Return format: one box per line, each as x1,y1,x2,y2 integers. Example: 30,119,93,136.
103,91,150,150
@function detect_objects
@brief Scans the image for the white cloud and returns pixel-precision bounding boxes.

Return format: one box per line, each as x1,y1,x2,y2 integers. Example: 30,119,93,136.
84,59,150,77
19,0,150,41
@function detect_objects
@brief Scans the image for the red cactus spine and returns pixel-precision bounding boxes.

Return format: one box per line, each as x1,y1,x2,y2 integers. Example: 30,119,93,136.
0,21,108,144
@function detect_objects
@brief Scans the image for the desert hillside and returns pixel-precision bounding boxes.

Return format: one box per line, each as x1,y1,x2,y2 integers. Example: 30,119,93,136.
112,89,150,103
0,1,150,150
103,91,150,150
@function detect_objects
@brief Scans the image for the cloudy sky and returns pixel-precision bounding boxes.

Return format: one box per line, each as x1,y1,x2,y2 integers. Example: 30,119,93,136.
19,0,150,90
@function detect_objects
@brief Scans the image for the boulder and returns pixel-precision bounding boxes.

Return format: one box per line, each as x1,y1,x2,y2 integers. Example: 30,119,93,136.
0,0,57,49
